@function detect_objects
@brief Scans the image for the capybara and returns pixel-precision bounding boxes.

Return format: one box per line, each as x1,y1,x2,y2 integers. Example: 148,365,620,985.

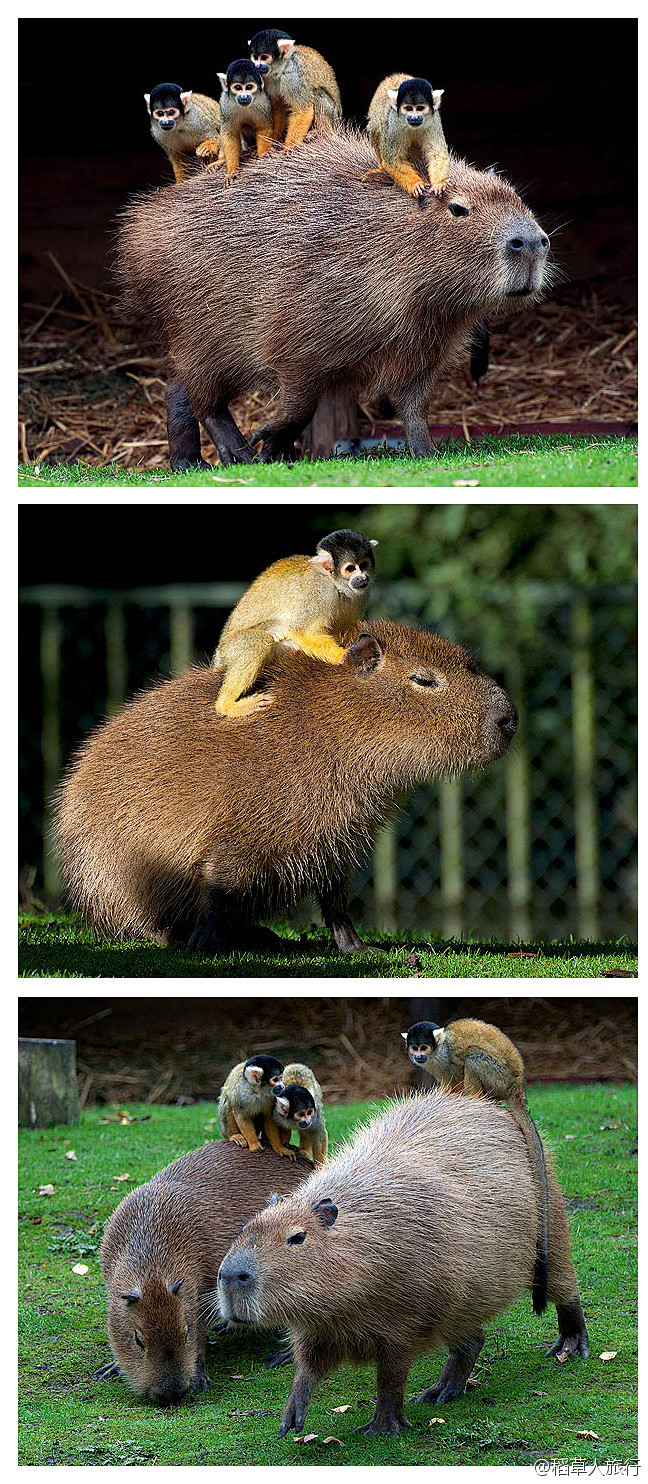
217,1090,589,1437
119,125,551,467
55,620,517,954
98,1139,312,1403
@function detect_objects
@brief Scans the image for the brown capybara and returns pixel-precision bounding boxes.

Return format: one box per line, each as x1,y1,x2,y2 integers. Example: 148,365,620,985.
119,125,552,468
55,620,517,954
217,1090,589,1437
98,1139,312,1404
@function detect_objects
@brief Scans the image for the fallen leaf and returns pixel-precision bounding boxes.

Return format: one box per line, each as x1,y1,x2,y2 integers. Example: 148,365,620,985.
428,1417,445,1426
576,1430,600,1440
322,1437,343,1445
564,1134,576,1140
64,1150,77,1161
294,1433,319,1443
531,1390,547,1396
39,1184,55,1196
230,1374,244,1380
113,1173,130,1181
506,951,538,959
555,1350,570,1363
332,1405,351,1413
29,1214,43,1224
72,1263,89,1275
599,1351,617,1361
453,479,480,487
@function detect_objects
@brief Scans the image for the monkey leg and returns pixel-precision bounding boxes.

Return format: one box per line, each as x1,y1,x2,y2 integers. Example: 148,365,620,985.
381,160,428,199
355,1345,414,1435
255,129,274,159
394,382,437,459
171,157,190,184
166,379,210,471
301,1129,327,1165
317,878,385,956
278,1336,335,1437
410,1330,485,1407
233,1112,263,1152
223,133,241,183
426,150,450,195
214,629,276,716
272,99,288,142
263,1115,297,1160
201,405,254,467
284,631,347,664
462,1066,486,1097
283,106,315,149
196,137,221,161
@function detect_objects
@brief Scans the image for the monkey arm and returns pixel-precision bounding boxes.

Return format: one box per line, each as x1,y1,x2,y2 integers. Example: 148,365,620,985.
301,1126,328,1165
284,631,347,664
284,106,315,149
233,1112,263,1151
424,146,450,195
263,1115,297,1159
222,131,242,182
255,128,274,159
196,138,221,160
379,160,428,199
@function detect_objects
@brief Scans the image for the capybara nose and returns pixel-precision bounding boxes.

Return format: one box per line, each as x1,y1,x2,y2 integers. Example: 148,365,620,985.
496,701,518,738
219,1253,255,1288
152,1384,188,1405
507,230,549,258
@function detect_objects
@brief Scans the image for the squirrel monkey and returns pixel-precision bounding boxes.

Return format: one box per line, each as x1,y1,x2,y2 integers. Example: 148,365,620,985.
144,83,222,182
212,529,378,718
213,60,274,182
248,29,341,148
403,1019,550,1314
270,1063,328,1167
366,74,449,199
218,1054,288,1153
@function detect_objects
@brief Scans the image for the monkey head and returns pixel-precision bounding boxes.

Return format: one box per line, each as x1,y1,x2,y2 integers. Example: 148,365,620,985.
388,78,444,128
145,83,193,131
401,1020,443,1066
248,29,295,76
218,59,264,106
312,529,378,597
243,1054,284,1090
274,1083,317,1131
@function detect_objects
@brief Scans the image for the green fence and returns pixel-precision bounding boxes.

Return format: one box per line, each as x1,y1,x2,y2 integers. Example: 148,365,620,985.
19,579,637,942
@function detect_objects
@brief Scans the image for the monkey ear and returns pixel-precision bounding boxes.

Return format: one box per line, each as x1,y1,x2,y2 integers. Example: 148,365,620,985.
180,90,192,107
144,93,151,111
433,1028,445,1046
401,1030,408,1039
370,539,379,548
277,39,296,57
312,1198,338,1228
217,73,228,91
275,1095,290,1115
348,633,384,674
168,1277,184,1296
311,551,334,573
387,89,399,109
119,1288,141,1306
432,89,444,110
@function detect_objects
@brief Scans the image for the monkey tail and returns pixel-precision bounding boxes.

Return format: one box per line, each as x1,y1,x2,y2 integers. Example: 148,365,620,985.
510,1102,549,1315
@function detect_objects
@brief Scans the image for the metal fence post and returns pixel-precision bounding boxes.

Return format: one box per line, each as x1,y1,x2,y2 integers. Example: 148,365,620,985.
506,645,531,942
104,600,127,714
373,817,398,932
572,595,600,940
439,778,464,939
170,604,194,674
40,607,61,902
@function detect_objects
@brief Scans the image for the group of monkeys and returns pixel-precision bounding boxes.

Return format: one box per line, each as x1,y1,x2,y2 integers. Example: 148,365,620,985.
219,1014,550,1312
145,26,450,197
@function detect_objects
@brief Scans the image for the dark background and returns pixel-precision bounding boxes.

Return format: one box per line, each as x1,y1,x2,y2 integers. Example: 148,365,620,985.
19,18,637,303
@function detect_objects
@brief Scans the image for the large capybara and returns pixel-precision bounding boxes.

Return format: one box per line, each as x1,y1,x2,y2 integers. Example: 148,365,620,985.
217,1090,589,1437
98,1139,312,1404
55,620,517,954
119,125,552,468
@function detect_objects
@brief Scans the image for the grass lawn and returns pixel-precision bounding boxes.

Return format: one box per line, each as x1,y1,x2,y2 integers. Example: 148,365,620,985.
18,915,637,978
17,435,638,488
19,1088,637,1466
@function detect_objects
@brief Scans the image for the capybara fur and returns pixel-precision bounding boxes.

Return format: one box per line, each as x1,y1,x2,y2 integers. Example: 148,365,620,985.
99,1139,312,1403
119,125,551,466
55,620,517,954
217,1090,589,1437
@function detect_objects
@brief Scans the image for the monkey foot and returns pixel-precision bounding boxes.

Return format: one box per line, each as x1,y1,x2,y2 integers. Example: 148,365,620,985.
216,693,273,719
429,183,447,196
96,1361,121,1381
196,141,220,160
277,1145,298,1161
546,1329,590,1361
409,181,428,198
228,1134,249,1147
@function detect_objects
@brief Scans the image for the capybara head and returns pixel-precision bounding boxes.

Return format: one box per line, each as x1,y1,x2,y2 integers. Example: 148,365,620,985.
218,1193,347,1330
107,1276,198,1404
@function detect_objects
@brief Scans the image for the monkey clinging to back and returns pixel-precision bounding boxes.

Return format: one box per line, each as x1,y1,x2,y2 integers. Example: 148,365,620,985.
403,1018,550,1315
218,1054,286,1153
248,29,341,147
214,60,274,182
367,74,450,198
212,529,378,717
144,83,222,182
271,1063,328,1167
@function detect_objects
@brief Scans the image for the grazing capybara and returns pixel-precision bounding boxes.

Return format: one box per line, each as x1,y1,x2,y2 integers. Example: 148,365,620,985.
98,1139,312,1403
119,125,551,467
217,1091,589,1437
55,620,517,953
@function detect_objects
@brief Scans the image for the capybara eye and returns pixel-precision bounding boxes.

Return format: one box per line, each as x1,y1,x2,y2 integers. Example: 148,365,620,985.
466,660,479,675
134,1331,145,1350
287,1231,307,1245
410,674,439,688
448,203,470,218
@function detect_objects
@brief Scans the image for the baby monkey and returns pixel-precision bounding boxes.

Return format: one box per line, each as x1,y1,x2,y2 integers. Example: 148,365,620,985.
403,1018,549,1314
271,1063,328,1166
367,74,449,198
218,1054,286,1153
212,529,378,717
144,83,222,182
214,60,274,182
248,29,341,147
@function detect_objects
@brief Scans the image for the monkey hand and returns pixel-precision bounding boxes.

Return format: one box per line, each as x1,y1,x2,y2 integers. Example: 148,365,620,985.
206,157,227,173
277,1143,298,1161
228,1134,250,1147
409,179,428,199
225,172,239,186
196,139,221,160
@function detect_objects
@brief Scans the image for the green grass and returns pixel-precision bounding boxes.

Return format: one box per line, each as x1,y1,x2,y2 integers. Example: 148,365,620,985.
19,1089,637,1466
18,914,637,978
18,435,638,487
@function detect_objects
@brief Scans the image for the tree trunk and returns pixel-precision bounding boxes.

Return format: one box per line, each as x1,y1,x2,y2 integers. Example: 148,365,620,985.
18,1037,80,1127
300,393,360,460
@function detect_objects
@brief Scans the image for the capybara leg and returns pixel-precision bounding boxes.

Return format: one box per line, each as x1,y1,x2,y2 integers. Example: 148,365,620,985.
284,105,315,148
96,1359,121,1381
202,406,255,467
187,886,257,952
396,385,437,459
318,880,383,955
356,1346,413,1435
278,1337,333,1437
411,1329,485,1406
263,1114,297,1160
166,379,209,471
546,1297,590,1361
194,1355,210,1390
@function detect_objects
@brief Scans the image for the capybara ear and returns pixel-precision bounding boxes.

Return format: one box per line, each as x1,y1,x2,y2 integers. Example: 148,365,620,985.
312,1197,338,1228
119,1288,141,1305
348,633,384,673
267,1192,280,1206
168,1277,185,1296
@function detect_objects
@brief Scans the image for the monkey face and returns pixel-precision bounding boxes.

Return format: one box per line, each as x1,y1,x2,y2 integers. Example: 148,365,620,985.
224,62,264,105
402,1021,442,1065
275,1087,316,1127
243,1054,285,1089
338,556,373,593
153,107,180,132
401,102,429,128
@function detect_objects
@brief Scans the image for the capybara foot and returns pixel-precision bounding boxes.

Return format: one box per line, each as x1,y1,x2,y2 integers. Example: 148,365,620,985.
228,1134,249,1147
96,1360,121,1381
171,458,212,472
355,1407,413,1435
546,1328,590,1360
411,1379,464,1405
255,428,299,464
266,1344,293,1370
194,1356,210,1390
547,1301,590,1360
